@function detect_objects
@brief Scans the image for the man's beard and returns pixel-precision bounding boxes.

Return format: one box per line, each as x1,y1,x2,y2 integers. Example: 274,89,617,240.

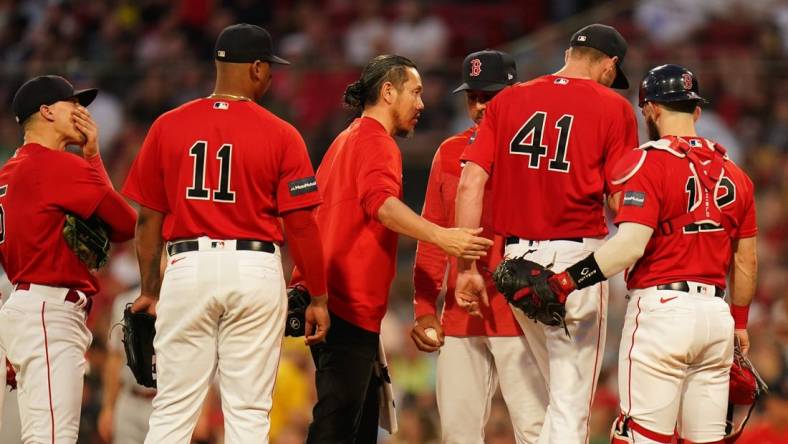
646,116,661,141
472,110,484,125
393,109,415,138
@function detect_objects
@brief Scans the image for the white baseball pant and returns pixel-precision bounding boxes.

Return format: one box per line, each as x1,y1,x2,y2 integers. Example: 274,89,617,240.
618,283,733,443
436,335,548,444
505,237,607,444
144,237,287,444
0,284,92,444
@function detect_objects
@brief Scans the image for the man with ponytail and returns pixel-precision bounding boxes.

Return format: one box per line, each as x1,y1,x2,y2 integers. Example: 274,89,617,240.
295,54,494,443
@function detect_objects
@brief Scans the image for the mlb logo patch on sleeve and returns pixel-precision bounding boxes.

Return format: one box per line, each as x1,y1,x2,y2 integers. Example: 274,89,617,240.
288,176,318,196
623,191,646,207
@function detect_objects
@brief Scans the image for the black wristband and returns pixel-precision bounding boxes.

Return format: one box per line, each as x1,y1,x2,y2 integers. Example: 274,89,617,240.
565,253,606,290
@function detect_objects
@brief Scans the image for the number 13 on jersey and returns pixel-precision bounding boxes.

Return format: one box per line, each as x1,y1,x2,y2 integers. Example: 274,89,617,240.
509,111,574,173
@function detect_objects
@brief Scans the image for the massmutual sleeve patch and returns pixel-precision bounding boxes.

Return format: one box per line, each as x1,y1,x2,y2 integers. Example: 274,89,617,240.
622,191,646,207
288,176,318,196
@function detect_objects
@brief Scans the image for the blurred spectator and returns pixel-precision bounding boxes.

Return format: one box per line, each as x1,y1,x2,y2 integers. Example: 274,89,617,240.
390,0,449,70
344,0,389,67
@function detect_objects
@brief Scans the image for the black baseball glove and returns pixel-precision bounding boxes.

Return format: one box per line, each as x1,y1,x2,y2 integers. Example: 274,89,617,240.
285,284,311,337
63,214,110,270
121,304,157,388
492,256,569,333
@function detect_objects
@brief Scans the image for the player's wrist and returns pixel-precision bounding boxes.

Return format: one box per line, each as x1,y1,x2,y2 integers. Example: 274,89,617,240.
730,304,750,329
564,253,606,290
310,293,328,305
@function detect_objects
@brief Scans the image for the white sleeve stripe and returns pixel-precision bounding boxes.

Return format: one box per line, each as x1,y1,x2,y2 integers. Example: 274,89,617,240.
611,150,648,186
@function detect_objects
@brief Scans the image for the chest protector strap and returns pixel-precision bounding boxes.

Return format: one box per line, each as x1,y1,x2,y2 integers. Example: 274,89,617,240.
651,137,734,236
618,137,735,236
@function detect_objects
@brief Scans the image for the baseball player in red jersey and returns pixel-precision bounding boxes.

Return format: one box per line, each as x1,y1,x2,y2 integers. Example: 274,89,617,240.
295,54,493,444
455,24,639,444
0,75,136,443
411,50,548,443
122,24,330,443
515,65,758,443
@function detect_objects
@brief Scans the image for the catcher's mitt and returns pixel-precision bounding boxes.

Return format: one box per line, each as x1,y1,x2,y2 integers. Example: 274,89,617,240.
492,256,568,331
285,284,311,337
725,341,768,443
5,358,15,391
63,214,110,270
121,304,157,388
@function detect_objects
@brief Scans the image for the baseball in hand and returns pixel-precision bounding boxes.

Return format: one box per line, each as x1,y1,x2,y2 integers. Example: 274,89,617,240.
424,328,439,342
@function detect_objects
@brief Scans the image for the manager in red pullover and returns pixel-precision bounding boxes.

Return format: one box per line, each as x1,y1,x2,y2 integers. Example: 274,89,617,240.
293,54,493,443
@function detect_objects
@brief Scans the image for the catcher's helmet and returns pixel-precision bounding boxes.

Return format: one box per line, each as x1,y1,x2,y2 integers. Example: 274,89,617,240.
638,64,705,107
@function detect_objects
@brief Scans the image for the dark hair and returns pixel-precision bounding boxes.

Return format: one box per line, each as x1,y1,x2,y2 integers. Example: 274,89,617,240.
660,100,701,114
343,54,417,109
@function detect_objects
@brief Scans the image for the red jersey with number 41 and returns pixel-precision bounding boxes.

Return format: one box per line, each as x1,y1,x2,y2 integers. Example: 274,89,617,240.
123,98,321,243
614,137,757,289
461,75,638,240
0,144,111,294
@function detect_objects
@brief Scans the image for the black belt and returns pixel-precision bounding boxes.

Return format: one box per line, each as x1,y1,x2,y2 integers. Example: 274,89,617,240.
656,281,725,298
505,236,583,246
167,239,276,256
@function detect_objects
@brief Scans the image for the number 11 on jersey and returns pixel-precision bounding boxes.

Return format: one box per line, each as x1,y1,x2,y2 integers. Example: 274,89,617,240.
186,141,236,203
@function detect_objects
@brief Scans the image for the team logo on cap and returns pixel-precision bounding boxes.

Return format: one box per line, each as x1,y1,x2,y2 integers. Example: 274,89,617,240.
682,73,693,90
577,35,587,42
470,59,482,77
217,50,226,58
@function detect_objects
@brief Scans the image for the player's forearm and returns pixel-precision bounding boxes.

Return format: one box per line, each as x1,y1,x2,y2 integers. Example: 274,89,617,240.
86,153,113,186
282,208,327,297
377,196,445,244
730,236,757,328
136,206,164,299
455,162,487,271
413,246,447,317
94,192,137,242
730,237,757,306
101,351,123,410
593,223,653,277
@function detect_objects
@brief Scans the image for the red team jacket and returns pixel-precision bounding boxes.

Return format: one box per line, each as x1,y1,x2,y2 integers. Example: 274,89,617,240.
462,75,639,240
614,137,757,289
123,98,321,243
0,145,116,295
413,127,521,336
311,117,402,333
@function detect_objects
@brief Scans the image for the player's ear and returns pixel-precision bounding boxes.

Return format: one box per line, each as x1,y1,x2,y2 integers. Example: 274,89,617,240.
38,104,55,122
692,105,701,123
249,60,262,81
381,81,395,105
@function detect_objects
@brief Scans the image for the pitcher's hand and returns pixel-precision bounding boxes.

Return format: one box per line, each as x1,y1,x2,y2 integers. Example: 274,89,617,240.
456,268,488,318
410,314,444,352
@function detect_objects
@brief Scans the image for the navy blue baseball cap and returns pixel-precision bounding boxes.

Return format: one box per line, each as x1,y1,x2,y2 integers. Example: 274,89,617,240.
215,23,290,65
570,24,629,89
12,75,98,125
453,49,517,93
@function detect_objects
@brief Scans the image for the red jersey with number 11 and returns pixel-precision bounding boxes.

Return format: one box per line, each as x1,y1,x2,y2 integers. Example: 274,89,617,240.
461,75,638,240
123,98,321,243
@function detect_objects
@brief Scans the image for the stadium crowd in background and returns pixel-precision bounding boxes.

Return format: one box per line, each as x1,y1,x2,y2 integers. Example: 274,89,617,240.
0,0,785,443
